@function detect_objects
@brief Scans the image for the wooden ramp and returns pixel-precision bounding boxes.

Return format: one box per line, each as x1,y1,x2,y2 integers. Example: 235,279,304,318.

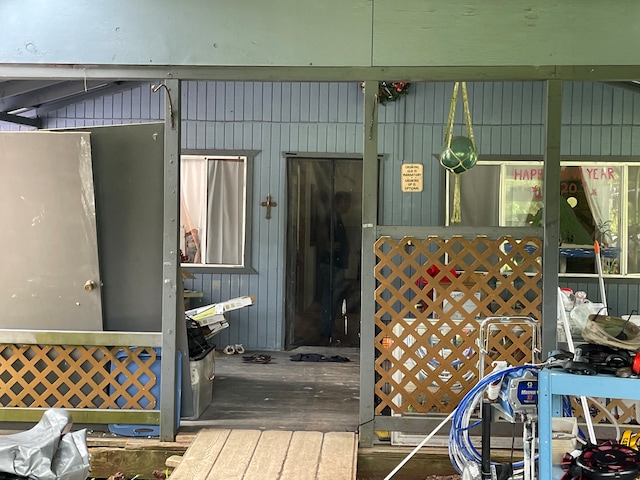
169,429,358,480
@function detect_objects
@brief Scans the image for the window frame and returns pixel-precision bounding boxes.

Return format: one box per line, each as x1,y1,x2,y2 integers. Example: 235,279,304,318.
180,149,258,274
446,155,640,278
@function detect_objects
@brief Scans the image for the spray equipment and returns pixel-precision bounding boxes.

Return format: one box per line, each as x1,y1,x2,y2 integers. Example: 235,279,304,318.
495,366,539,421
384,317,541,480
486,360,509,401
479,316,541,379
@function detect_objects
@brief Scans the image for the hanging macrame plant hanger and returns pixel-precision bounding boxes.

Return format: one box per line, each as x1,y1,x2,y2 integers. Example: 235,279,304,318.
439,81,478,224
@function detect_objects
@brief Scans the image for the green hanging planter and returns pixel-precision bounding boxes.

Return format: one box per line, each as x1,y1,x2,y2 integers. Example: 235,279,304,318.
439,136,478,174
440,82,478,224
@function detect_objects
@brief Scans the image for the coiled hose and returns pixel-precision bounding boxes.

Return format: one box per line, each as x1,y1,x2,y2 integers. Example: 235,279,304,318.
384,364,540,480
448,365,540,478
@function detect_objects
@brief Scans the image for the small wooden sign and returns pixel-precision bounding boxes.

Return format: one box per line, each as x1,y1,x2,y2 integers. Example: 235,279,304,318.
401,163,423,192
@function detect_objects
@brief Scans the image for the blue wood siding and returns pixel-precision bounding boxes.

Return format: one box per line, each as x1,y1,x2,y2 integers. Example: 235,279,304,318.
29,80,640,348
562,82,640,156
558,278,640,319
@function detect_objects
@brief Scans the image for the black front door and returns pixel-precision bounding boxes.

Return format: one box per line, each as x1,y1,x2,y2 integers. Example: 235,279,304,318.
285,157,362,348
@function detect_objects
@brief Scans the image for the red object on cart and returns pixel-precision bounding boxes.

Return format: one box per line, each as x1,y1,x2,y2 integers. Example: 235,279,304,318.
633,352,640,375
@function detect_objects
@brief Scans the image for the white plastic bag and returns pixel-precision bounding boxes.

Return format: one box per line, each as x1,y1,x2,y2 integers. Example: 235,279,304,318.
568,301,606,336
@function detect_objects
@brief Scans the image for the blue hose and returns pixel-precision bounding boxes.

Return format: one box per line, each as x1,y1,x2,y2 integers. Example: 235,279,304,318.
448,365,540,475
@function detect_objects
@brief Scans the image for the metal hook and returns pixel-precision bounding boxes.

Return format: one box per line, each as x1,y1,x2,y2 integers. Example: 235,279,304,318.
151,83,175,129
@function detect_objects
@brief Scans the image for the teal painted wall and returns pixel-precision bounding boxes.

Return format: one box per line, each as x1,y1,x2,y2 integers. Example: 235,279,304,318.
2,1,640,68
0,0,372,67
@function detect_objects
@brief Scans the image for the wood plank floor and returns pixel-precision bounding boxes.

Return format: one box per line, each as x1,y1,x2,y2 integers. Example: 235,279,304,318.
179,346,360,432
169,428,358,480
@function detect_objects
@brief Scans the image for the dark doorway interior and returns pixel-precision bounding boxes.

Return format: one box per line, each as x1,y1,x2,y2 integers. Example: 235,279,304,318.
286,157,362,348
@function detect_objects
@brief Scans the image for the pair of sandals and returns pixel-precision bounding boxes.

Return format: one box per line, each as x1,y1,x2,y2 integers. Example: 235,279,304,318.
223,344,245,355
242,353,272,364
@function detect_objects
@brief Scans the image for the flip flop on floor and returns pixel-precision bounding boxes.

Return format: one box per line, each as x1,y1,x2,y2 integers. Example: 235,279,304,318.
242,353,272,364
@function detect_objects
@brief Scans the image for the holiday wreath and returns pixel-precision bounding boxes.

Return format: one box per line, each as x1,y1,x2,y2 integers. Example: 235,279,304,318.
360,81,411,105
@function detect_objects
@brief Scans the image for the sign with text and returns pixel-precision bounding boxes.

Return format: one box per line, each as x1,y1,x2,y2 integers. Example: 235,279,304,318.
401,163,423,192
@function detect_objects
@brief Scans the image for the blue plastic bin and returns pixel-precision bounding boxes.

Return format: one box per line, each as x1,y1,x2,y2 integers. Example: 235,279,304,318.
108,347,181,437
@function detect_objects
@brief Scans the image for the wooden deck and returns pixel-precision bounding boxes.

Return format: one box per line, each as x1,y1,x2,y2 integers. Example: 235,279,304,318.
169,428,358,480
179,347,360,433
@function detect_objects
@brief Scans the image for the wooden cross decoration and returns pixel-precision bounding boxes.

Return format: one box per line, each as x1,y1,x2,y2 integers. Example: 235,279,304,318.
261,194,277,219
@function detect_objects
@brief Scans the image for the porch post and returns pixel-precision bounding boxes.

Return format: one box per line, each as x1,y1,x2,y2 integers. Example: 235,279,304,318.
541,79,562,357
160,79,181,441
359,80,379,447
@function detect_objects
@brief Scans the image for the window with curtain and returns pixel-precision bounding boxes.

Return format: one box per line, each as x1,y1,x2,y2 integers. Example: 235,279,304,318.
180,153,254,270
451,160,634,276
628,166,640,274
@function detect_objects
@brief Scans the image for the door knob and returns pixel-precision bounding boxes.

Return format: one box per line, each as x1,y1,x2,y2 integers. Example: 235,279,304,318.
84,280,97,292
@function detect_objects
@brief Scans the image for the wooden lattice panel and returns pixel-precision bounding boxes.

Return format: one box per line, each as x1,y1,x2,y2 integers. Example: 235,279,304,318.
374,235,542,415
0,345,159,410
569,396,640,426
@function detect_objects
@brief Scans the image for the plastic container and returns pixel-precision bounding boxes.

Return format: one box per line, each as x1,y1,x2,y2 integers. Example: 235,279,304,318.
574,291,587,305
552,417,578,464
182,348,215,420
108,347,181,437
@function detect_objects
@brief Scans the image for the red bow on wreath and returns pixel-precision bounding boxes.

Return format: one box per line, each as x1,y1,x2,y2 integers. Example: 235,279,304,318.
359,82,410,105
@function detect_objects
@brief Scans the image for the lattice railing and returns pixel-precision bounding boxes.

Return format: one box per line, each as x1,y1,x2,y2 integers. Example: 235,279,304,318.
374,235,542,415
569,397,640,428
0,345,157,409
0,330,163,424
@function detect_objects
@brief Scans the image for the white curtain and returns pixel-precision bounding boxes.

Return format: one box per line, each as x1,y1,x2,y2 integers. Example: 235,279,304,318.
580,166,617,246
206,158,245,265
180,156,207,263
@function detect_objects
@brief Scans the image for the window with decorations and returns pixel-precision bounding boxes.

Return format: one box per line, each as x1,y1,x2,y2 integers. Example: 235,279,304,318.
447,160,639,276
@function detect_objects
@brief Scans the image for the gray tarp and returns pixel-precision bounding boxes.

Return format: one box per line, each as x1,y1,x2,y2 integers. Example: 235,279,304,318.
0,409,90,480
